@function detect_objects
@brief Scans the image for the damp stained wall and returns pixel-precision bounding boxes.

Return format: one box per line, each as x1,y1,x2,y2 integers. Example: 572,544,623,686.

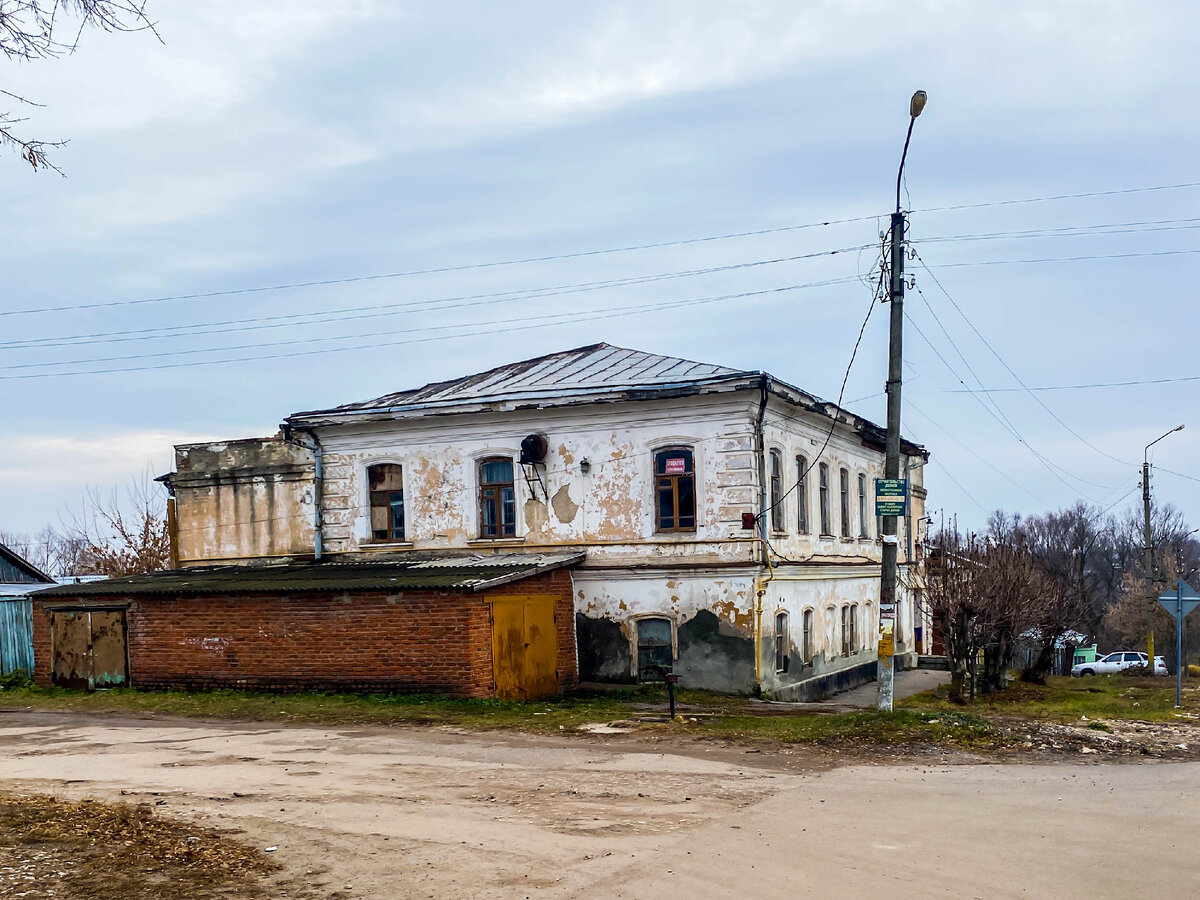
170,438,316,565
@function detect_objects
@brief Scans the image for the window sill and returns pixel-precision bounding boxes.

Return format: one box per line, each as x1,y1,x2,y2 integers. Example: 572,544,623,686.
362,540,414,549
468,537,524,545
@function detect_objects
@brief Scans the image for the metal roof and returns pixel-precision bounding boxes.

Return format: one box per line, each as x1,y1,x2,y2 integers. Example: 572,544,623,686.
0,542,55,585
31,552,585,599
288,343,751,421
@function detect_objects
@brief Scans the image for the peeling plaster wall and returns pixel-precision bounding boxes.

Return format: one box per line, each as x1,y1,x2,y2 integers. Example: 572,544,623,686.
314,394,768,561
171,438,316,565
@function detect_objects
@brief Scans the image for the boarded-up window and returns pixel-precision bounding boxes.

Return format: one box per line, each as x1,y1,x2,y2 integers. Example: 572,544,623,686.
655,448,695,533
769,450,784,532
368,464,405,541
858,473,869,538
839,468,851,538
818,463,831,536
479,457,516,538
796,455,809,534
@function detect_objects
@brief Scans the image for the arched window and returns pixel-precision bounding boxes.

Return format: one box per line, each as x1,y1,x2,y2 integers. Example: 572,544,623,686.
840,605,851,656
865,602,874,651
769,449,784,532
796,455,809,534
654,447,695,533
849,604,858,654
479,457,516,538
839,467,851,538
858,473,869,538
802,608,815,663
368,464,405,541
775,611,789,673
818,463,831,535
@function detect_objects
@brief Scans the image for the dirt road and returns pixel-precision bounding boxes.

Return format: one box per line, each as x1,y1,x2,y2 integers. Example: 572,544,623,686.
1,709,1196,898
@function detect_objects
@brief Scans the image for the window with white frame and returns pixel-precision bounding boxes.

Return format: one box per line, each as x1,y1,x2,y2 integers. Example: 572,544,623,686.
769,449,784,532
796,455,809,534
839,467,851,538
802,608,814,663
819,463,831,535
775,611,789,673
858,473,869,538
368,464,405,541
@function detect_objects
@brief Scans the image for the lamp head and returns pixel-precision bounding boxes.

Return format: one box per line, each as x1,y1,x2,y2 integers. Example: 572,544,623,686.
1174,424,1185,433
910,90,928,118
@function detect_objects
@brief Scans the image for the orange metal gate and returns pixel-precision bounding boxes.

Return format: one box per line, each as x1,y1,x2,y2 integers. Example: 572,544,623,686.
487,595,558,700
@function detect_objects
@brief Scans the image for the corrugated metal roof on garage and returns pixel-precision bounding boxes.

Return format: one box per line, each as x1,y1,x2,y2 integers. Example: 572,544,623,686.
30,552,586,598
291,343,749,417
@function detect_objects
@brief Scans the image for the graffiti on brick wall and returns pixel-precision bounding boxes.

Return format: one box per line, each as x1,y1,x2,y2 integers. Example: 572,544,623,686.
182,636,231,655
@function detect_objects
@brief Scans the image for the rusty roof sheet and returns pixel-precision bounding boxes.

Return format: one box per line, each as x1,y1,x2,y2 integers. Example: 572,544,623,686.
288,343,750,420
31,552,585,599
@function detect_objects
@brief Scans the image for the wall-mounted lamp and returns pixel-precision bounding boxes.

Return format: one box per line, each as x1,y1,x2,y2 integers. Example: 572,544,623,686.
580,458,591,475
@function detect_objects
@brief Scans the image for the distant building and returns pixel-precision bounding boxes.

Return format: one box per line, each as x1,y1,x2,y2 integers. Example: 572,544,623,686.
36,344,930,699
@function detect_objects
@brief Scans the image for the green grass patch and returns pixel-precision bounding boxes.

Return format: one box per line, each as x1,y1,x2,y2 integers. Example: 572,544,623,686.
691,708,1007,751
898,674,1200,723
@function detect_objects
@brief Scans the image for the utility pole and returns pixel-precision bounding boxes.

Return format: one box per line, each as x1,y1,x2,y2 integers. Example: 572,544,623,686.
1143,425,1184,669
878,90,926,712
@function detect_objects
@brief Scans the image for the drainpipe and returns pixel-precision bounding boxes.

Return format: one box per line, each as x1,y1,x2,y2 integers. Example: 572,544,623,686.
752,374,773,694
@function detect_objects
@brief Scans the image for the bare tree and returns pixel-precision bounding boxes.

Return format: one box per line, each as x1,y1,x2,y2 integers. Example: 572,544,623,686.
1,1,158,172
62,476,170,577
0,525,87,576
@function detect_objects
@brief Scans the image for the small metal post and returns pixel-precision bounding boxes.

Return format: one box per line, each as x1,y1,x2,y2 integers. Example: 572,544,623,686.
666,672,678,719
1175,586,1183,708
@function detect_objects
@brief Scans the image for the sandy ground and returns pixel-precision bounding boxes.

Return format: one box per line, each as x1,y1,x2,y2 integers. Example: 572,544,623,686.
1,709,1197,899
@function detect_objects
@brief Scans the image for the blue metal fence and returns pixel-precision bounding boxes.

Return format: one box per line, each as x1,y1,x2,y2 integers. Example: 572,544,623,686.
0,597,34,677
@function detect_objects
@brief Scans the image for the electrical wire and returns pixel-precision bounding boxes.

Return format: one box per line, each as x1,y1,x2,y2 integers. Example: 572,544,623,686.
0,247,870,350
934,248,1200,268
912,250,1133,467
918,374,1200,394
901,417,988,514
0,278,846,380
915,180,1200,214
0,217,881,319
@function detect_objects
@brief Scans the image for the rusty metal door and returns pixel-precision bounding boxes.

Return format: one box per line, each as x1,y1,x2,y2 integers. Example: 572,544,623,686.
488,595,559,700
51,609,128,691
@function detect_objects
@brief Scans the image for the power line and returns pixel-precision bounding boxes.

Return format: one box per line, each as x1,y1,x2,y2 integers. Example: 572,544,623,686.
0,279,843,380
913,250,1133,468
934,248,1200,268
901,417,988,513
919,216,1200,246
918,374,1200,394
0,217,881,319
0,247,870,350
915,180,1200,214
903,308,1107,500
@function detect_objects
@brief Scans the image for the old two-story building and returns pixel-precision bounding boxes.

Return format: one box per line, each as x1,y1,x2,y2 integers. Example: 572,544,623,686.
33,343,929,700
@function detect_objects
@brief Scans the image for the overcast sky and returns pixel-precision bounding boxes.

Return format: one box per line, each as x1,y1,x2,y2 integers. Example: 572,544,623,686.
2,0,1198,538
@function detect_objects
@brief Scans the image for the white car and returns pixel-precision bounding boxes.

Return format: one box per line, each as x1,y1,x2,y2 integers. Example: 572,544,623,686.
1071,652,1167,676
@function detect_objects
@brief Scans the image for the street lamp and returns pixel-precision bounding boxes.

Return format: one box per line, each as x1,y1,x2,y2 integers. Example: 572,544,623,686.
1143,424,1185,669
878,90,927,713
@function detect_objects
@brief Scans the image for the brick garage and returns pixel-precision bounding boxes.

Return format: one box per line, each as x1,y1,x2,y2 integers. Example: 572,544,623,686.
31,554,581,699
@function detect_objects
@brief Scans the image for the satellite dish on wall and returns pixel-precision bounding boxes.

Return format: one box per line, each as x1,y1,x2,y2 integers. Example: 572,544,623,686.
520,433,548,464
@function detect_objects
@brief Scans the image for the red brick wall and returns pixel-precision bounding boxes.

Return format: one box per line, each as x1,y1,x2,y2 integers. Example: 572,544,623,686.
31,570,577,696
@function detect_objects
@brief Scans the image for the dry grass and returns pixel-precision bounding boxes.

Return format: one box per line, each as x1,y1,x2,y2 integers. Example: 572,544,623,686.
0,793,279,899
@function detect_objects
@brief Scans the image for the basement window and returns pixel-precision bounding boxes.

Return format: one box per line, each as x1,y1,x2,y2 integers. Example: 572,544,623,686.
368,464,405,541
479,457,516,538
802,608,814,664
775,611,789,673
654,447,696,533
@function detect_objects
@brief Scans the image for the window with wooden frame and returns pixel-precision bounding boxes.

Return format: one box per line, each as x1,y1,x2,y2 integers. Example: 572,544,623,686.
769,449,784,532
839,467,851,538
802,608,814,663
857,472,869,538
368,464,405,541
774,611,789,673
654,447,696,533
478,457,516,538
841,605,851,656
818,463,831,535
849,604,858,653
796,455,809,534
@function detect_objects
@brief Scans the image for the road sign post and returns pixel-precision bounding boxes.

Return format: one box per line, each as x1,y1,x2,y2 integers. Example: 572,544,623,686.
1156,579,1200,708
